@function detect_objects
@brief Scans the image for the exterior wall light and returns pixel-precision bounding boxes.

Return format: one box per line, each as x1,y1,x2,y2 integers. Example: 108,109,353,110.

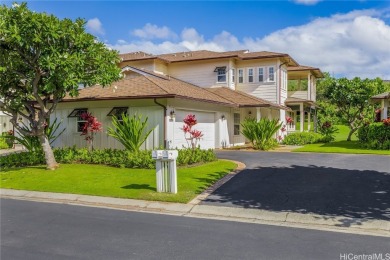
170,110,175,119
221,115,225,120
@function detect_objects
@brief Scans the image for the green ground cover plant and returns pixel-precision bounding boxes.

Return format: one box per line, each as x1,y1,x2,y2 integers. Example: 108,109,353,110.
0,147,217,169
0,161,236,203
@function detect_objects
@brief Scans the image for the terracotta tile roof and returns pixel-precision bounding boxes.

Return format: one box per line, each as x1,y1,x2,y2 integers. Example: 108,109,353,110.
120,49,297,65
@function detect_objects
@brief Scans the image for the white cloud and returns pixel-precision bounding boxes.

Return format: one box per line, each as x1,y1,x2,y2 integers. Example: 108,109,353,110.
132,23,177,40
108,10,390,79
293,0,321,5
86,18,105,35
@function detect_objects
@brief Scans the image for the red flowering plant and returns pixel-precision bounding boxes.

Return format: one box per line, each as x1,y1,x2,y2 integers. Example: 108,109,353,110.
80,112,102,150
382,118,390,126
181,114,204,149
286,116,293,124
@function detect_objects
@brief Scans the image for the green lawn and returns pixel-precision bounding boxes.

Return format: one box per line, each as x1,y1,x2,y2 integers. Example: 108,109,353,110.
0,160,236,203
293,125,389,155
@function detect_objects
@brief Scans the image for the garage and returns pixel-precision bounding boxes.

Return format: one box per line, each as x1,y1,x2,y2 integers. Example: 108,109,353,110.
173,110,216,149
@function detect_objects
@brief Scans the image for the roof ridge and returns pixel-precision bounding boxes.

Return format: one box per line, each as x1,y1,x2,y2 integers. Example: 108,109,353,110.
142,75,171,95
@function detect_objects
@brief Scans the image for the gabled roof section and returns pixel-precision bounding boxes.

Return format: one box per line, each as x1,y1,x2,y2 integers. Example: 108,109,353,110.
62,66,234,106
207,87,291,110
119,49,298,65
287,65,324,78
119,51,156,61
63,67,291,110
370,92,390,100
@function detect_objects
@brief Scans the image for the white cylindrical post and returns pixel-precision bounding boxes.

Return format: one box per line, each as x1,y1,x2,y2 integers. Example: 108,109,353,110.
169,160,177,194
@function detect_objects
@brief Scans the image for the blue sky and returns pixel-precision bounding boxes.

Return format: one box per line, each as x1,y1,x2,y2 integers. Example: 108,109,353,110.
3,1,390,78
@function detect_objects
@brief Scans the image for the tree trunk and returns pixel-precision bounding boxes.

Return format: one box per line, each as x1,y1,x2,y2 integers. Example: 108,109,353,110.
347,128,357,141
38,134,59,170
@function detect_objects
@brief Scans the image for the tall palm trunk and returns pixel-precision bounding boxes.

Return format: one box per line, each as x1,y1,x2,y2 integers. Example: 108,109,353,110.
38,134,59,170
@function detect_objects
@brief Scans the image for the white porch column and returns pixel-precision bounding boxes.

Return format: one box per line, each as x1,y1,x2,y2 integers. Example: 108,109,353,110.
308,112,311,131
294,111,297,131
381,99,388,120
300,103,304,132
307,74,311,100
256,107,261,121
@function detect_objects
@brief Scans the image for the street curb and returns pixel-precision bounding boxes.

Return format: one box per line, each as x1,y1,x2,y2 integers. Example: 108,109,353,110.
1,188,389,237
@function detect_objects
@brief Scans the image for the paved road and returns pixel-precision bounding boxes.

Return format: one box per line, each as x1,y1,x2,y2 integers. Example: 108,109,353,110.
1,199,389,260
203,151,390,220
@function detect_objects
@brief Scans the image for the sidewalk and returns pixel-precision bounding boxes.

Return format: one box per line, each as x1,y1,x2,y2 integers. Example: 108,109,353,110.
1,188,389,237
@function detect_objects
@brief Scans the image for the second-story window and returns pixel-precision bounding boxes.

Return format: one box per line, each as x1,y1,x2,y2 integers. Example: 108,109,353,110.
258,67,264,82
215,67,226,83
248,68,254,83
231,68,235,84
238,69,244,83
268,67,275,82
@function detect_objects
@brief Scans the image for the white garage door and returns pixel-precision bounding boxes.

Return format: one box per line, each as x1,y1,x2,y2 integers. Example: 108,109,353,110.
173,110,215,149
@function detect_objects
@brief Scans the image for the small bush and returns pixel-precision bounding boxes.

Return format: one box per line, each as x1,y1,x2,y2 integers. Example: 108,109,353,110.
318,121,338,143
358,123,390,150
241,118,282,150
0,151,44,168
1,147,217,169
0,137,10,149
282,132,323,145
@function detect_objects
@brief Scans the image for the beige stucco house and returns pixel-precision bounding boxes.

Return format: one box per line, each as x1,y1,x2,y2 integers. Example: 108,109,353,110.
51,50,323,150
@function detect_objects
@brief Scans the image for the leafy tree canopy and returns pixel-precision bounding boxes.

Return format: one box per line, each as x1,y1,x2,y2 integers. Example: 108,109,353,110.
318,74,386,141
0,3,121,169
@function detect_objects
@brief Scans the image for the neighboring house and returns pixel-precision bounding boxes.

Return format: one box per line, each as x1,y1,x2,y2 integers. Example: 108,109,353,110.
371,92,390,120
51,50,323,150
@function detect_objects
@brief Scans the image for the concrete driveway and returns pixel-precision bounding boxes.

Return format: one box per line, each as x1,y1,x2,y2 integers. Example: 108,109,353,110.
202,151,390,220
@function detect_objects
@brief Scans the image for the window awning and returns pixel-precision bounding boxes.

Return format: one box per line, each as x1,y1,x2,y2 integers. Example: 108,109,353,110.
214,66,226,72
107,107,128,116
68,108,88,117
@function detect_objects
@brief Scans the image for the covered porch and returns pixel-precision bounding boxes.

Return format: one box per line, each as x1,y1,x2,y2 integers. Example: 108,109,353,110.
285,97,317,133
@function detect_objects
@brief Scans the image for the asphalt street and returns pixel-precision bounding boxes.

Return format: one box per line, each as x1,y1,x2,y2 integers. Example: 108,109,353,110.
203,151,390,220
1,199,389,260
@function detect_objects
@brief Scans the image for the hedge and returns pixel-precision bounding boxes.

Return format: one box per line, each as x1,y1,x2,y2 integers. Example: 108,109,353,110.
282,132,323,146
0,147,217,169
357,123,390,150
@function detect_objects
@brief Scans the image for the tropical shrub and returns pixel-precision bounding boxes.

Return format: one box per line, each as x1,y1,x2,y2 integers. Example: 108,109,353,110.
318,121,338,143
181,114,204,149
241,118,282,150
282,132,323,145
8,118,65,152
108,114,153,152
1,147,216,169
0,136,9,149
357,122,390,150
79,112,102,150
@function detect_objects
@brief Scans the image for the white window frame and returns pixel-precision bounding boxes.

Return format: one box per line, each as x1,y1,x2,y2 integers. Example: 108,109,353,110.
216,68,226,83
233,113,241,136
238,69,244,84
258,67,264,83
231,68,235,84
247,68,254,83
268,66,275,82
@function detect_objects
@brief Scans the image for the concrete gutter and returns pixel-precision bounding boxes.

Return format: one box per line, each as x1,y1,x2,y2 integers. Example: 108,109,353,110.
1,187,389,238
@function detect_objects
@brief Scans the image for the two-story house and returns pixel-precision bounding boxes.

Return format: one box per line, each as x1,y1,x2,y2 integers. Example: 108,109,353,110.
50,50,323,150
